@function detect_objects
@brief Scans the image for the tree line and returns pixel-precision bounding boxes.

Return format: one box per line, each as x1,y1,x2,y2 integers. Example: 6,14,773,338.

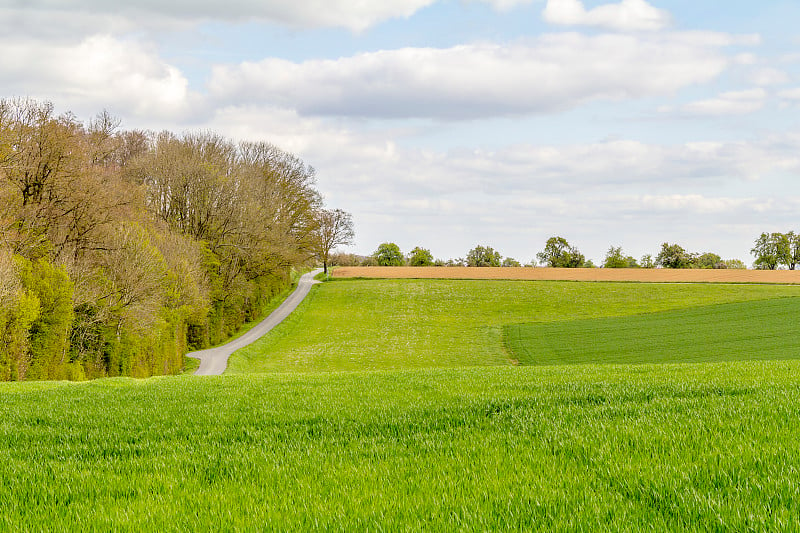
0,98,351,381
335,235,799,270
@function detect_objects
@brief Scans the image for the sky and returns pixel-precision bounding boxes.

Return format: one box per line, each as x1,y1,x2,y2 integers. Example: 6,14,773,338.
3,0,800,265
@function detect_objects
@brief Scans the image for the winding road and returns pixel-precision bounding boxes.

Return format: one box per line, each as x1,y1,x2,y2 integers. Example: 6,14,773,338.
188,268,323,375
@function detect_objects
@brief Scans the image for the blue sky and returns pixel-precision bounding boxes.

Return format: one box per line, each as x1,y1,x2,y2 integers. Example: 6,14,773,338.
2,0,799,265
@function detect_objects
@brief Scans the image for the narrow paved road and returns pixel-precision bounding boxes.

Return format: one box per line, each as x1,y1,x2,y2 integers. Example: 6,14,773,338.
188,268,323,375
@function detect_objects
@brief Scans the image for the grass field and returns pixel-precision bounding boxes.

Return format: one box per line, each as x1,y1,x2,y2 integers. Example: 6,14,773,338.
505,296,800,366
5,277,800,530
2,363,800,530
228,278,800,373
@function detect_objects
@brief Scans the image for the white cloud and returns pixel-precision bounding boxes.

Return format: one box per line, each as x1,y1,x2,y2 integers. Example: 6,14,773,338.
779,88,800,101
542,0,671,32
734,53,758,66
679,89,767,117
0,7,147,42
206,104,800,261
5,0,591,34
210,32,741,120
748,67,790,86
212,105,800,196
10,0,437,32
638,194,761,214
0,34,196,120
479,0,537,11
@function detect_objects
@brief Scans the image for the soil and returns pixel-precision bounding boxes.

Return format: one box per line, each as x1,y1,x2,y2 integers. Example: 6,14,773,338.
332,266,800,284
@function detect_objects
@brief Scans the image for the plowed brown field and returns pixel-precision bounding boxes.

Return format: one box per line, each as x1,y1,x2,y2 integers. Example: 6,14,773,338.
332,266,800,284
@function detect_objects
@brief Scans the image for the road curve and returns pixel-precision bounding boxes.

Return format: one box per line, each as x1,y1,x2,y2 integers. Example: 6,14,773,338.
188,268,323,376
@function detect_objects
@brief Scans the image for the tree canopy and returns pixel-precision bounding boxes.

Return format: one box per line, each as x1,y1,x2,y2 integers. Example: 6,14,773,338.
407,246,434,266
751,232,790,270
602,247,639,269
373,243,405,266
467,245,502,267
537,237,585,268
655,243,695,269
313,209,355,274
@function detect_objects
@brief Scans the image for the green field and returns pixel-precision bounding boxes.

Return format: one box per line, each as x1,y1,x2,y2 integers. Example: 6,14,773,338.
4,277,800,530
2,363,800,530
228,279,800,373
506,296,800,366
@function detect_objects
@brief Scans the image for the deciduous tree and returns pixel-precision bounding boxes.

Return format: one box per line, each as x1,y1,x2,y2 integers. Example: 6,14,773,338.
467,245,502,267
656,243,695,269
603,246,639,268
537,237,585,268
373,243,404,266
407,246,434,266
640,254,655,269
751,233,789,270
313,208,354,274
694,252,724,269
787,231,800,270
723,259,747,270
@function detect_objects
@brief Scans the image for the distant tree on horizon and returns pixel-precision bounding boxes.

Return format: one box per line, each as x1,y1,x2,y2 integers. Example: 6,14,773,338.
640,254,656,269
537,237,585,268
723,259,747,270
407,246,434,266
373,242,405,266
787,231,800,270
603,246,639,269
751,232,790,270
467,245,502,267
694,252,724,270
655,243,695,269
313,208,355,274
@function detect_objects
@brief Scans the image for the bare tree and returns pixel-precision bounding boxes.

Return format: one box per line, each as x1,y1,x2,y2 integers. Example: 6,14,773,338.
313,209,354,274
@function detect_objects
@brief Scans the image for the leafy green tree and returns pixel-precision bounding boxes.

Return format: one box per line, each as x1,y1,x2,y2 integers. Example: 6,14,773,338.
640,254,656,269
751,232,790,270
373,243,404,266
467,245,502,267
656,243,696,269
0,251,40,381
407,246,434,266
537,237,585,268
788,232,800,270
502,257,521,267
17,257,74,380
723,259,747,270
603,246,639,268
694,252,724,269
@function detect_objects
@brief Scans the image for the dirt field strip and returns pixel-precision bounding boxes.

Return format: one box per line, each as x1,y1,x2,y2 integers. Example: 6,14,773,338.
333,266,800,284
